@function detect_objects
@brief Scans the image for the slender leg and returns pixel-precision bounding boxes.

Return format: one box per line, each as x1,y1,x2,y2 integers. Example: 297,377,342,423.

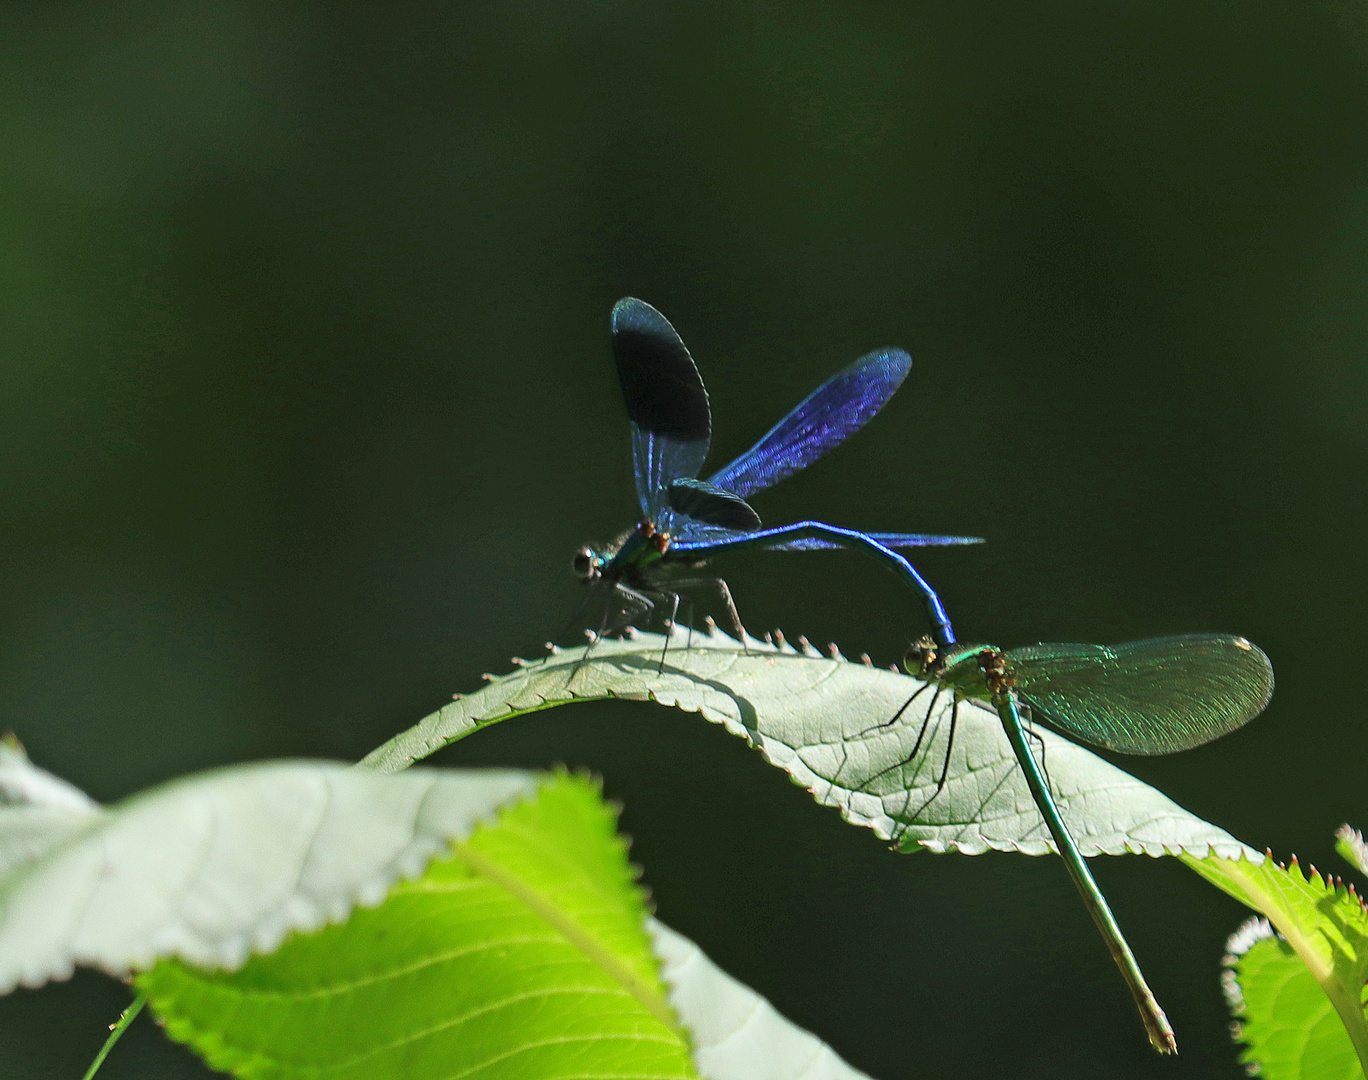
653,589,682,673
570,585,624,681
613,584,684,672
674,521,957,649
866,680,931,736
611,584,659,636
900,695,960,826
862,685,942,788
660,576,749,650
558,583,605,644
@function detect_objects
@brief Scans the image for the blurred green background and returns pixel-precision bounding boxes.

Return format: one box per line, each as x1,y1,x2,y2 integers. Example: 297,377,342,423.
2,1,1365,1076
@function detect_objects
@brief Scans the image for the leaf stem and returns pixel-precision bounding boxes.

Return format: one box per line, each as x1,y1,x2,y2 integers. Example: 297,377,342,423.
993,691,1177,1054
81,993,145,1080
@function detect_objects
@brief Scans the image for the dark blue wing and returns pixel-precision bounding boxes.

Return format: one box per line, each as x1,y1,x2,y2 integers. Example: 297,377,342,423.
706,347,912,499
611,298,710,521
667,478,762,530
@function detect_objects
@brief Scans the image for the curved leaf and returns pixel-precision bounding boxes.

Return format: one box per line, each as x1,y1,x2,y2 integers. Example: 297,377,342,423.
364,629,1251,858
0,753,535,991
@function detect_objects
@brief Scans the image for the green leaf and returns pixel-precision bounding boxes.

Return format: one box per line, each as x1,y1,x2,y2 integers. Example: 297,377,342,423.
1222,917,1363,1080
363,629,1252,859
1338,825,1368,879
1185,851,1368,1075
4,754,878,1080
135,772,698,1080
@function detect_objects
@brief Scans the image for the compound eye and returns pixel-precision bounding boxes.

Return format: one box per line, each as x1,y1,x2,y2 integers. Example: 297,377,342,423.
902,636,938,676
573,547,596,579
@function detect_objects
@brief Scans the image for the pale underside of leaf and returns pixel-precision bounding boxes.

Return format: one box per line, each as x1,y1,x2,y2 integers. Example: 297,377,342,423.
650,919,874,1080
364,628,1253,859
0,758,536,992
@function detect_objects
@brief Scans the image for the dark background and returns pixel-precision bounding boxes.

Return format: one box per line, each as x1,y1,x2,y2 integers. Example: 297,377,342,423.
2,2,1364,1076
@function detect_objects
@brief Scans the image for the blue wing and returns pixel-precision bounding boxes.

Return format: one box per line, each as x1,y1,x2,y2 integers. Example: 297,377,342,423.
611,298,711,522
762,532,984,550
672,522,983,549
706,347,912,499
667,478,762,530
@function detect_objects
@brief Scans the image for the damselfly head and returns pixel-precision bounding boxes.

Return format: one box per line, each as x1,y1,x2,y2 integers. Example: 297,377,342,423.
903,636,939,677
573,546,606,582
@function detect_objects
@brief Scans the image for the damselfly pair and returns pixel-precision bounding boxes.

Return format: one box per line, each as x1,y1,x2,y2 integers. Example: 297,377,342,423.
570,297,1273,1053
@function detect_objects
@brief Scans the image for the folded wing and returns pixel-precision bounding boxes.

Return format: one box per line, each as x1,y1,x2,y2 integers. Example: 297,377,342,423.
1010,635,1275,755
611,298,711,523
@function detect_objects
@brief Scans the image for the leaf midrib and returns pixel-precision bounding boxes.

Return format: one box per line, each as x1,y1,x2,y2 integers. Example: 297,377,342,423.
454,842,680,1033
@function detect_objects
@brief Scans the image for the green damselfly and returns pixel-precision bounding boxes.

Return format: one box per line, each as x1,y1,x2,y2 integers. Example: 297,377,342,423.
903,633,1274,1053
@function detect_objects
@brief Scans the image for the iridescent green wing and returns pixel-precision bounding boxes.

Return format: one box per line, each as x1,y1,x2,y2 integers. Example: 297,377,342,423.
1007,634,1274,756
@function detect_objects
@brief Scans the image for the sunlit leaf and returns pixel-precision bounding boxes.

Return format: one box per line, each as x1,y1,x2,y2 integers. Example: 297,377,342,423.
136,773,699,1080
1336,824,1368,879
1187,852,1368,1076
364,629,1251,858
1222,916,1362,1080
1,754,878,1080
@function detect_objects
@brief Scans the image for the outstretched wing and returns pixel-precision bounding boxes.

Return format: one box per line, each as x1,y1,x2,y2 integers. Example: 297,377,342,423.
670,523,982,549
611,298,710,522
706,347,911,499
1010,634,1275,755
763,532,984,550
